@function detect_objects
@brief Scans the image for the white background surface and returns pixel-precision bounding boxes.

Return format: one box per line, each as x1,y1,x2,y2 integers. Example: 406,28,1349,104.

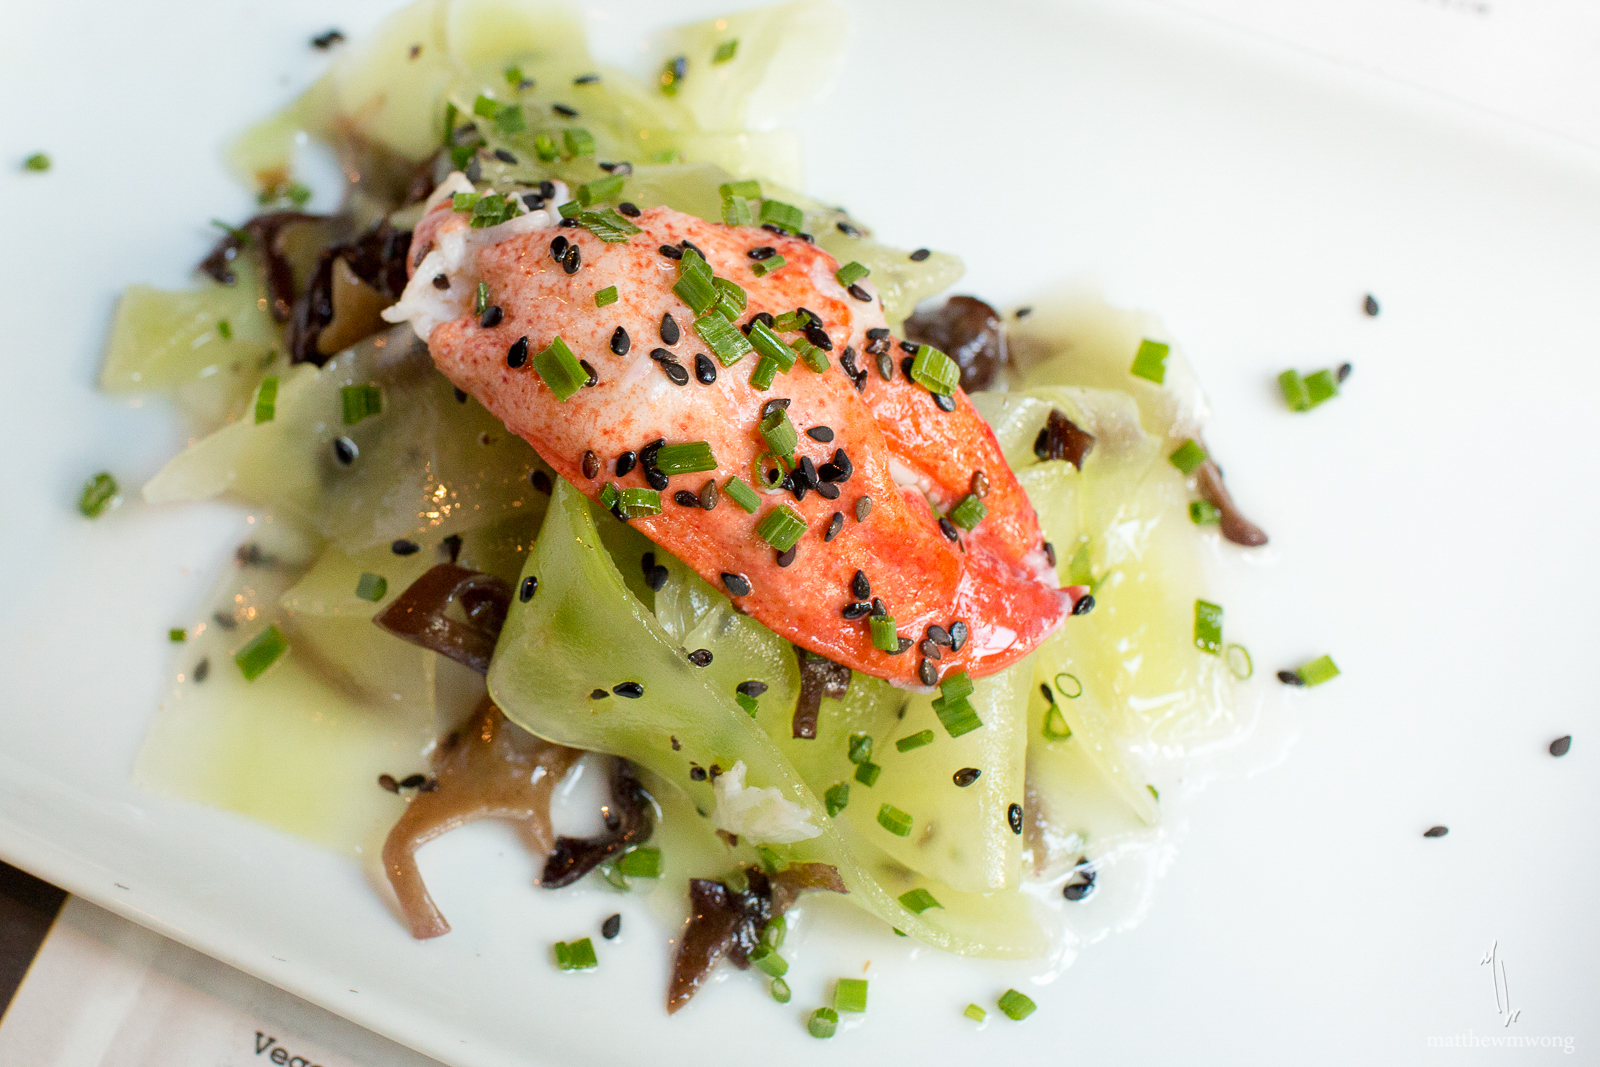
1,0,1597,1064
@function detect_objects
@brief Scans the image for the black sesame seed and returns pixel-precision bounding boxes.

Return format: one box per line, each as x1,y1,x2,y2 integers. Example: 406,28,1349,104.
866,327,889,340
1007,802,1023,835
400,774,426,789
836,220,862,237
613,681,644,698
918,658,937,686
1423,825,1449,838
562,245,580,274
851,570,871,599
648,347,673,363
690,766,707,782
736,680,769,698
391,539,420,556
558,217,578,228
855,496,872,521
681,240,705,260
949,621,968,651
747,245,776,260
1363,294,1380,316
538,180,556,198
617,201,640,217
1063,880,1095,901
795,456,819,490
645,469,668,491
900,339,920,355
1550,735,1572,757
658,244,683,260
909,248,931,262
1072,595,1096,616
522,193,545,211
610,326,630,355
927,625,951,647
688,648,714,667
662,360,689,386
553,103,578,117
519,575,538,602
442,533,463,562
813,482,840,500
615,451,637,476
841,601,871,620
432,273,450,290
1015,306,1033,319
311,29,346,49
824,511,845,541
480,304,503,328
674,489,700,507
694,353,717,384
776,546,797,567
580,359,598,387
333,436,358,465
193,658,210,682
493,148,517,164
797,232,814,243
640,439,664,466
1337,362,1353,383
646,565,668,591
874,350,894,380
551,235,568,260
933,393,957,412
953,767,980,787
919,639,941,659
891,637,913,655
760,397,792,417
938,517,960,542
464,157,482,183
601,913,622,939
591,688,609,699
378,773,399,793
1042,541,1056,567
752,311,776,329
761,223,787,236
454,386,469,403
1277,670,1305,686
870,597,887,618
804,322,833,350
699,479,718,510
807,426,834,443
1040,682,1054,704
847,283,871,302
582,450,599,479
722,572,752,596
660,313,680,345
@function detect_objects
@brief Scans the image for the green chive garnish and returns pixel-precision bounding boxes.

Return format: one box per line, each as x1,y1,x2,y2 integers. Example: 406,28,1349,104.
807,1008,838,1039
576,209,640,242
719,180,762,200
235,625,288,681
1168,439,1208,475
756,506,806,551
772,311,806,332
940,672,975,704
617,847,661,878
1189,500,1221,524
834,261,869,286
749,357,779,391
673,255,718,315
713,277,747,321
770,977,791,1003
910,344,960,396
532,336,587,401
713,38,739,64
1298,654,1340,686
564,128,595,156
576,174,624,205
504,65,525,87
824,782,849,816
997,989,1036,1021
932,671,983,737
1129,338,1170,384
854,761,881,786
78,472,119,518
947,493,987,531
750,945,788,977
847,732,873,764
877,804,913,837
618,487,663,518
1278,368,1311,412
747,321,797,370
869,614,899,653
553,937,598,971
723,476,761,513
534,133,559,162
1225,643,1254,680
964,1004,987,1023
1193,599,1223,654
286,182,311,207
217,319,233,340
751,254,786,277
169,628,187,643
340,383,382,425
722,195,752,226
654,441,717,476
898,887,941,913
1304,368,1339,407
758,199,803,233
453,191,479,214
474,281,489,316
1042,705,1072,741
355,573,388,602
557,199,582,219
834,978,868,1013
758,407,799,458
1148,783,1160,801
22,152,50,172
895,729,934,753
253,376,279,424
594,285,618,307
794,341,829,373
736,692,759,716
466,192,521,227
599,482,620,510
694,311,753,366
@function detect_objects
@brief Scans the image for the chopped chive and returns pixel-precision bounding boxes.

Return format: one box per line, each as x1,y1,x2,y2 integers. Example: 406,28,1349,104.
947,493,987,530
1042,705,1072,741
576,174,624,205
599,482,620,510
997,989,1036,1021
898,887,941,913
869,614,899,653
340,383,382,425
22,152,50,172
758,199,803,233
750,945,788,977
617,847,661,878
964,1004,987,1023
808,1007,838,1039
713,277,747,320
834,261,869,287
847,732,873,764
756,506,807,551
1225,643,1254,680
563,128,595,156
576,208,640,242
723,476,761,513
933,696,983,737
722,195,752,226
694,311,754,366
474,281,489,316
758,407,799,458
655,441,718,475
749,356,779,391
673,267,718,316
594,285,618,307
1129,338,1170,384
557,199,583,219
235,625,288,680
253,376,279,424
553,937,598,971
1297,654,1340,686
1189,499,1221,524
618,487,663,518
169,628,187,643
895,729,935,753
503,65,525,87
824,782,850,816
1147,783,1161,801
1278,368,1311,411
794,341,829,373
877,804,913,837
713,38,739,63
534,133,559,162
747,320,798,370
770,977,791,1003
735,691,759,716
750,254,787,277
719,180,762,200
285,182,311,207
1054,671,1083,699
834,978,868,1013
910,343,960,396
1304,368,1339,407
532,336,587,401
854,761,881,786
772,310,807,332
939,671,974,703
78,472,119,517
1169,439,1208,474
355,572,388,602
1193,599,1223,655
217,319,233,340
453,191,479,214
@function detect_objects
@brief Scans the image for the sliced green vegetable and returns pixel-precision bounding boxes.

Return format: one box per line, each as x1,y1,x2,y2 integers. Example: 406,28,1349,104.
751,254,786,277
895,729,935,753
947,494,987,531
654,441,717,476
563,128,595,156
723,476,761,513
898,888,941,913
532,336,586,400
1278,368,1310,411
834,261,868,286
576,174,624,205
998,989,1036,1021
869,614,899,653
575,209,640,242
719,180,762,200
853,761,881,786
1305,368,1339,407
22,152,50,172
824,782,849,816
712,277,747,321
964,1004,987,1023
758,407,798,457
756,506,806,551
794,341,829,373
1129,338,1169,384
354,572,387,602
877,804,913,837
694,311,753,366
834,978,868,1013
78,472,119,518
169,628,187,643
808,1008,838,1039
340,384,382,425
617,847,661,877
1189,499,1220,525
758,199,803,233
847,732,873,764
254,376,279,424
910,344,959,396
553,937,597,971
1193,599,1223,655
1168,439,1208,475
747,320,797,370
721,195,752,226
1298,654,1340,686
235,625,289,681
617,487,663,518
770,977,791,1003
594,285,618,307
713,38,739,63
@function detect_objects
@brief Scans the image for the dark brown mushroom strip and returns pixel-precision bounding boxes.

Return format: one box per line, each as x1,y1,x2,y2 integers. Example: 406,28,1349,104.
199,211,329,323
288,220,414,365
540,757,654,888
1033,408,1096,470
372,563,511,674
903,295,1009,392
382,697,583,939
793,647,851,739
667,862,847,1013
1193,449,1269,547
